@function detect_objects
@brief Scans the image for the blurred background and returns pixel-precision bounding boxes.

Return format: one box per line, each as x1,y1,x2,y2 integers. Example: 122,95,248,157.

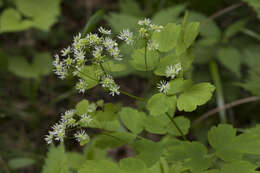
1,0,260,172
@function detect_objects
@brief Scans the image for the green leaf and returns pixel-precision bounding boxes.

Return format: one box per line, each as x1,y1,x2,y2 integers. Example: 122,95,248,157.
95,103,119,121
154,53,180,76
120,107,146,134
166,142,210,173
42,144,69,173
8,52,52,79
78,160,122,173
119,158,147,173
220,161,257,173
76,99,89,115
208,124,260,162
78,65,100,90
66,152,85,170
217,47,241,77
152,4,186,25
177,82,215,112
0,8,33,33
8,157,35,170
243,0,260,19
95,131,136,149
183,22,200,48
103,60,127,73
152,23,181,52
167,79,193,95
105,13,138,33
130,48,159,71
224,19,248,40
146,93,170,116
167,116,190,136
83,10,104,35
133,139,163,167
15,0,61,31
144,114,170,134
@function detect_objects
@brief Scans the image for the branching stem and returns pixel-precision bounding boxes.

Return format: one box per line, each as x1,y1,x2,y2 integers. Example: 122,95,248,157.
166,112,187,141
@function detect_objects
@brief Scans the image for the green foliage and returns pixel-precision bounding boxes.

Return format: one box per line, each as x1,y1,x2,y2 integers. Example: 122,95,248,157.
42,144,69,173
0,0,61,33
8,157,35,170
8,52,52,79
243,0,260,19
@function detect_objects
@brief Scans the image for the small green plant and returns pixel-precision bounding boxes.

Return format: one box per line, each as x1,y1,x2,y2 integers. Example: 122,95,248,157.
43,15,260,173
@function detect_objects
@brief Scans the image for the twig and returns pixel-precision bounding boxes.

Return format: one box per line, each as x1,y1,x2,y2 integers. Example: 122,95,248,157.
166,113,187,140
202,2,244,26
192,96,260,127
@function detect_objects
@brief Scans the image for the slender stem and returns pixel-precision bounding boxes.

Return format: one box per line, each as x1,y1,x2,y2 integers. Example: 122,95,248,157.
99,62,107,75
144,41,148,71
119,90,144,101
165,112,187,141
101,132,128,144
192,96,260,127
210,61,227,123
241,28,260,41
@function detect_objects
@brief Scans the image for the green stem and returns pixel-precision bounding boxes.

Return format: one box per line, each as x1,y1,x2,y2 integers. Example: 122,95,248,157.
165,112,187,141
209,61,227,123
99,62,107,75
144,41,148,71
119,90,144,101
241,28,260,41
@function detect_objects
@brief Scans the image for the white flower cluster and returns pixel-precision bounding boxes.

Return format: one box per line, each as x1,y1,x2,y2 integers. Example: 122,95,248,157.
52,27,124,95
166,63,182,79
44,105,95,144
101,75,120,96
118,29,133,45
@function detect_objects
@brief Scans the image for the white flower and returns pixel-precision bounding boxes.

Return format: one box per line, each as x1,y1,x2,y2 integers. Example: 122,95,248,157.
147,40,159,51
118,29,133,45
61,46,71,56
103,37,118,49
138,18,151,26
157,80,170,94
165,63,182,79
61,109,76,121
76,79,88,93
98,27,111,35
80,114,93,125
45,132,54,144
150,24,163,32
109,84,120,96
74,130,87,142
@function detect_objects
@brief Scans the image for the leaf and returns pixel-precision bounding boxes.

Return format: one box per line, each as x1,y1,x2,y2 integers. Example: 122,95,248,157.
177,82,215,112
78,160,122,173
42,144,69,173
33,52,53,76
144,114,170,134
167,79,193,95
105,13,139,33
224,19,248,40
130,48,159,71
238,71,260,96
183,22,200,48
119,158,147,173
0,8,33,33
154,53,180,76
220,161,258,173
76,99,89,115
152,4,187,25
15,0,61,31
146,93,170,116
133,139,163,167
83,10,104,35
95,131,136,149
167,116,190,136
77,65,100,90
103,60,127,73
217,47,241,77
152,23,181,52
208,124,260,162
8,56,36,78
166,142,210,173
8,157,35,170
95,103,119,121
243,0,260,19
120,107,146,134
66,152,85,170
